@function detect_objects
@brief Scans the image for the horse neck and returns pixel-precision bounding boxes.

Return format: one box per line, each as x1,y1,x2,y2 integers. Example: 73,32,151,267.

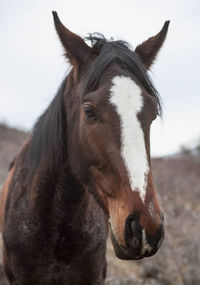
9,144,107,269
23,76,86,212
26,148,87,217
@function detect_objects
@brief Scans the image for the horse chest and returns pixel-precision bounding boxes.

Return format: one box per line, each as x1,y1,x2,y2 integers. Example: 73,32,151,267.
3,187,107,284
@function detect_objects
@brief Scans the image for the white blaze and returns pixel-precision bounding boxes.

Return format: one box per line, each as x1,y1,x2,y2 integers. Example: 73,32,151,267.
110,76,149,202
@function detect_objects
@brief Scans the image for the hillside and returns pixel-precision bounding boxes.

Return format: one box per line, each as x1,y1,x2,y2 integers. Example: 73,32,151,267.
0,124,29,186
0,124,200,285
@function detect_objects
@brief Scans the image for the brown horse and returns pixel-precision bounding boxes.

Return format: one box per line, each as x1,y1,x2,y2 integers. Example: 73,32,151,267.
0,12,169,285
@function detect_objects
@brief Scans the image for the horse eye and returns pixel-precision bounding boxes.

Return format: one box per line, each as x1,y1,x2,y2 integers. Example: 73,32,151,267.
83,105,97,121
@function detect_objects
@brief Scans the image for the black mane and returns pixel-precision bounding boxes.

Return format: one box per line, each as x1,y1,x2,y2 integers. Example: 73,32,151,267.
26,34,161,181
27,78,67,181
84,33,161,113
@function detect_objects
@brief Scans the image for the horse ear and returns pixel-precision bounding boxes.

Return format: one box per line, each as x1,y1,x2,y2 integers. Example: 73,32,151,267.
135,21,170,69
52,11,91,67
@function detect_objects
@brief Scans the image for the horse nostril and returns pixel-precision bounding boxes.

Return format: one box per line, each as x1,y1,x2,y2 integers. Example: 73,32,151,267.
127,236,140,249
146,225,164,250
130,221,140,248
125,215,142,249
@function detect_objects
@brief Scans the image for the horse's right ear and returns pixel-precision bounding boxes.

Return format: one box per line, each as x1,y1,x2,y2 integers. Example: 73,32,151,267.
52,11,91,68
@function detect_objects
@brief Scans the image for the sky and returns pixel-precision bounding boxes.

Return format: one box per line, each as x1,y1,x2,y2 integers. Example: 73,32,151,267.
0,0,200,156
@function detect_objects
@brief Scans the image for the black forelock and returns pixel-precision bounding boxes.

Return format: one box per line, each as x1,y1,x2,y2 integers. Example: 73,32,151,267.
84,33,162,115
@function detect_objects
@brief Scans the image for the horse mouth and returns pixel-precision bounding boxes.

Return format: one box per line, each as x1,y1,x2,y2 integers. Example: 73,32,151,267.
110,229,142,260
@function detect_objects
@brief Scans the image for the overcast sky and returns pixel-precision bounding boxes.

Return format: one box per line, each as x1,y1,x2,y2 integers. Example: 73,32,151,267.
0,0,199,156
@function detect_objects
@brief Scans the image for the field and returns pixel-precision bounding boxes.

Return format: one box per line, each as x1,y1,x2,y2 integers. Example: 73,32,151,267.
0,123,200,285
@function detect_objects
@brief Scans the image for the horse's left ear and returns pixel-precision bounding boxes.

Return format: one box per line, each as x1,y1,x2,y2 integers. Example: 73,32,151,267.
52,11,91,67
135,21,170,69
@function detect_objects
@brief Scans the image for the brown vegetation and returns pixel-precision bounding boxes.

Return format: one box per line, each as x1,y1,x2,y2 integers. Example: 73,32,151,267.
0,123,200,284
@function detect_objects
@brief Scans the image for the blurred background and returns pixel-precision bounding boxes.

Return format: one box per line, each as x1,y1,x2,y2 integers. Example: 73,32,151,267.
0,0,200,284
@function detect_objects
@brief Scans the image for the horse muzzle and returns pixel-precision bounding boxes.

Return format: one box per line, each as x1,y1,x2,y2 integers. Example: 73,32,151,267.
110,213,164,260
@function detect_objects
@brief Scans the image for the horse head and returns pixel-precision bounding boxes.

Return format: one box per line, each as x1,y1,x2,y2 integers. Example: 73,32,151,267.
53,11,169,260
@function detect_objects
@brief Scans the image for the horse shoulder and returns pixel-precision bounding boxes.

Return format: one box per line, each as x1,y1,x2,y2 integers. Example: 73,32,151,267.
0,139,30,231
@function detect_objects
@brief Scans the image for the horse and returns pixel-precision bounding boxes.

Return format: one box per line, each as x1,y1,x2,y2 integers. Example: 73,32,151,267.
0,11,169,285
